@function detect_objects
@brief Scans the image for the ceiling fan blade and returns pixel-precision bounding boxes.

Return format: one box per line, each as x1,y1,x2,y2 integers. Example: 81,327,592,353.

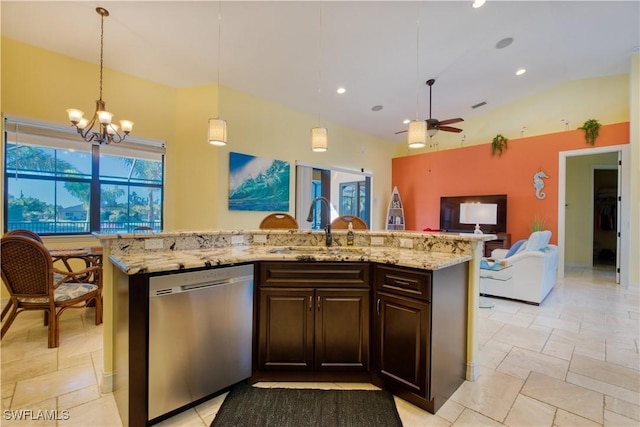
439,126,463,133
394,130,407,134
438,118,464,126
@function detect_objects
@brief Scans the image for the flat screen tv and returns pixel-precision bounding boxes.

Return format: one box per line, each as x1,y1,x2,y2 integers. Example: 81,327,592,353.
439,194,507,234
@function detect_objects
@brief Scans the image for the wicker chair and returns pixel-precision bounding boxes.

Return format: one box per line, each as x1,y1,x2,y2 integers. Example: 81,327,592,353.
4,229,43,242
1,235,103,348
259,213,299,229
330,215,368,230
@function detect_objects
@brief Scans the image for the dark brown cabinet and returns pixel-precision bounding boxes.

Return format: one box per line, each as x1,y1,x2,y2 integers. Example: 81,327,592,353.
257,262,370,377
372,263,468,413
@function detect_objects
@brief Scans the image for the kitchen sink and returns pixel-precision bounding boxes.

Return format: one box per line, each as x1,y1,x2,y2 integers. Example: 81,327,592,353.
268,246,365,255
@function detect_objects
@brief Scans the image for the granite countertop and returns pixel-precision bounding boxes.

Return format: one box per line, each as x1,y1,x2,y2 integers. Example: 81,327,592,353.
109,245,472,275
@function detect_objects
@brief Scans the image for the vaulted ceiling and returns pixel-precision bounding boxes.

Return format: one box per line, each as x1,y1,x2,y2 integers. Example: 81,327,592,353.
2,1,639,142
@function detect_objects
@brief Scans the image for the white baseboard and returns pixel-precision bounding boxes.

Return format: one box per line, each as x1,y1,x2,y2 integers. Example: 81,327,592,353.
101,370,115,394
466,361,480,382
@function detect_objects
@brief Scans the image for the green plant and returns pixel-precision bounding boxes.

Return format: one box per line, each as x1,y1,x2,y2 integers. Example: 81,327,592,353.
531,216,547,232
491,134,508,157
578,119,601,145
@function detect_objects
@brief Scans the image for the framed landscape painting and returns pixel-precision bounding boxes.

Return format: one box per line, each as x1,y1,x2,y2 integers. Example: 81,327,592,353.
228,152,290,211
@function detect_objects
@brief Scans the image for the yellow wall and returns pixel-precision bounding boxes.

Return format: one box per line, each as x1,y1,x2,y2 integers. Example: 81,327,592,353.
565,152,618,266
395,74,630,156
1,37,396,233
210,85,394,230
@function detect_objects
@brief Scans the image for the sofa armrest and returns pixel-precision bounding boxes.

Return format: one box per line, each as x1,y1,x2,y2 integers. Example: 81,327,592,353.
491,248,509,259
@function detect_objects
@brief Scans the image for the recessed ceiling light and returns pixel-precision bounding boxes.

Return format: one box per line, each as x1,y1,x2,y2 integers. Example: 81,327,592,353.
371,105,383,112
516,68,527,76
495,37,513,49
403,119,410,124
472,0,486,8
337,87,346,94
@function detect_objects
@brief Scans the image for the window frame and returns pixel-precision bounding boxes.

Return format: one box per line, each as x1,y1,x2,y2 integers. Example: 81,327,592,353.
3,116,165,236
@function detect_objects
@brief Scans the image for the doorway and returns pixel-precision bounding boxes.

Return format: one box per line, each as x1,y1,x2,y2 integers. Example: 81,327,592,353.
558,144,629,286
592,168,618,269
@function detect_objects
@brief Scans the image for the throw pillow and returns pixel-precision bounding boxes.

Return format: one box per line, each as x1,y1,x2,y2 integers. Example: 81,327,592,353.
505,239,527,258
524,230,552,251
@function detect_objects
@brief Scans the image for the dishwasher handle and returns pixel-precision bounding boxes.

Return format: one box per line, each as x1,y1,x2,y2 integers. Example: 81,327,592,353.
151,274,253,297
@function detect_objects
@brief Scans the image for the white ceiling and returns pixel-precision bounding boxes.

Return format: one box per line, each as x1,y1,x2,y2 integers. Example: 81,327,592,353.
2,1,639,142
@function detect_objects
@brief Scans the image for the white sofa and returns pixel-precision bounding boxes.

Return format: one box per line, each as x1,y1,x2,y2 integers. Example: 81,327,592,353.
480,230,559,305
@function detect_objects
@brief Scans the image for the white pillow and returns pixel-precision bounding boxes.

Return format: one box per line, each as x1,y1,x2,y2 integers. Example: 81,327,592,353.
525,230,551,251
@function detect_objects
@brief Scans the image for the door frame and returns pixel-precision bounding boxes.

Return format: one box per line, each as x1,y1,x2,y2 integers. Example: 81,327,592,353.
558,144,630,285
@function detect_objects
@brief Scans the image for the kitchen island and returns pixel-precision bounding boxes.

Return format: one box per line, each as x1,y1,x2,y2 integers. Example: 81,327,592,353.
97,229,493,426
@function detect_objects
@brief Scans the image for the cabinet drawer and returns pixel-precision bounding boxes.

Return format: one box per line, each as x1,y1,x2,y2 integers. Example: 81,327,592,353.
259,262,369,288
374,265,432,301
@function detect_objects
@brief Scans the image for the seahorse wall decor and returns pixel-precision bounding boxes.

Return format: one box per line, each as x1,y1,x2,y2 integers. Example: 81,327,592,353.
533,171,549,199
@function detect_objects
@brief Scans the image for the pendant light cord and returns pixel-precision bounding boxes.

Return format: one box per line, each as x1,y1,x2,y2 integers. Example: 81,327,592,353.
217,1,222,94
415,3,420,121
317,2,323,126
99,11,104,102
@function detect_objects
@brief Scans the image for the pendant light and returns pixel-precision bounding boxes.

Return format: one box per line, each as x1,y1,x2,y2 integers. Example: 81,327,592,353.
311,2,328,152
408,3,426,149
208,1,227,146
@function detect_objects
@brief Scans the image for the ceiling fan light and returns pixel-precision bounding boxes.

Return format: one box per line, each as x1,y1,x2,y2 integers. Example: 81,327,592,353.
408,120,426,148
427,127,438,138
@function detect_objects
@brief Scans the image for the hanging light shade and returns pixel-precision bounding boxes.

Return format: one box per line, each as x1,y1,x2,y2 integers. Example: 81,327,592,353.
208,1,228,147
208,118,227,146
311,127,328,152
407,120,426,148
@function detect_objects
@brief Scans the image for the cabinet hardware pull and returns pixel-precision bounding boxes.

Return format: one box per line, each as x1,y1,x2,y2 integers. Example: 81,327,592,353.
377,298,381,315
317,295,321,311
393,278,412,286
309,295,312,310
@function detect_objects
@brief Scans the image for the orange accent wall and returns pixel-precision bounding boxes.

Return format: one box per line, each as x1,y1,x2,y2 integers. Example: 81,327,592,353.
391,122,629,244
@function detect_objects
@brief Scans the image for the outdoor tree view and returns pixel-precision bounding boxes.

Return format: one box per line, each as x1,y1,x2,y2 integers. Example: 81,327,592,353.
5,142,162,234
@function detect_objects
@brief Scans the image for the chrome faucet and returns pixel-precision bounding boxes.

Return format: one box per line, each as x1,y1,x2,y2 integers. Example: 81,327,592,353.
306,196,332,247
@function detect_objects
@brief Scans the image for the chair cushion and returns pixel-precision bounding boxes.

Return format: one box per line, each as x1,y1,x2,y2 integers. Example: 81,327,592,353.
525,230,552,252
54,283,98,302
17,282,98,303
505,239,527,258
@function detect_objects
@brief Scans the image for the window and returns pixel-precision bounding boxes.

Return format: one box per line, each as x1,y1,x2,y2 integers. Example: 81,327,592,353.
4,117,165,235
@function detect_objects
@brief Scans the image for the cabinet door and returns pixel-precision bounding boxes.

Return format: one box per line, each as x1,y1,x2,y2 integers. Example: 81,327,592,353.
315,289,370,371
258,288,314,370
374,291,430,398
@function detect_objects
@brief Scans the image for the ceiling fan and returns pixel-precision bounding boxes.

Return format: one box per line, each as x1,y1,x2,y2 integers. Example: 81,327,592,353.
396,78,464,137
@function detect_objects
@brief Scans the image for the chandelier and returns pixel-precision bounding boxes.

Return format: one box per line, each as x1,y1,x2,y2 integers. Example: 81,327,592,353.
67,7,133,145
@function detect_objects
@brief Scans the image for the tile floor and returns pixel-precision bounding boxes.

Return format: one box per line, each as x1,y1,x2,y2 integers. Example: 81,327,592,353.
1,266,638,426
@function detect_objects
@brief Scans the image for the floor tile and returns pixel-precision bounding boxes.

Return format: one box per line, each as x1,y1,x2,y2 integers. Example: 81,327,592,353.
12,362,97,409
521,372,604,423
603,410,638,426
503,394,556,427
491,324,551,352
604,395,640,421
566,371,640,406
58,394,123,427
394,396,451,427
570,354,640,392
449,368,523,422
497,347,569,381
451,408,503,426
553,408,601,426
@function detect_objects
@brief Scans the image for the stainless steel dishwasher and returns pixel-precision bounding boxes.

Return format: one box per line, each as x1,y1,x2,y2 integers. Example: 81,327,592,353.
148,264,253,421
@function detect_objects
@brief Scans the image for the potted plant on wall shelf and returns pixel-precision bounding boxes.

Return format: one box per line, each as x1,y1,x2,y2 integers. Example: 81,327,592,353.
578,119,601,145
491,134,508,157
